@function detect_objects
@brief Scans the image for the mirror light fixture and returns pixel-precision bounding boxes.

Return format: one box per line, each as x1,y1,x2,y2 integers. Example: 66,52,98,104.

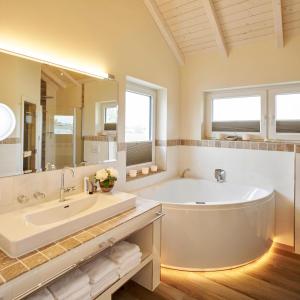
0,47,113,80
0,103,16,141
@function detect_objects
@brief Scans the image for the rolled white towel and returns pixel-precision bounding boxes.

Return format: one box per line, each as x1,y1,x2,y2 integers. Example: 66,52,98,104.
90,270,119,298
119,252,142,277
80,255,118,284
48,269,89,300
62,284,91,300
105,241,140,264
25,288,54,300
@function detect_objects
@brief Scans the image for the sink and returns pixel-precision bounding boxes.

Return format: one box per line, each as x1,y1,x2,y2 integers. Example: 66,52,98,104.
0,192,136,258
25,197,98,226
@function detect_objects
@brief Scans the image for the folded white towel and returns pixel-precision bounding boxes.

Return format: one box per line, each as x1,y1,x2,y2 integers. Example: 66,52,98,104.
80,255,118,284
105,241,140,264
119,253,141,277
26,288,54,300
90,270,119,298
63,284,91,300
48,269,89,300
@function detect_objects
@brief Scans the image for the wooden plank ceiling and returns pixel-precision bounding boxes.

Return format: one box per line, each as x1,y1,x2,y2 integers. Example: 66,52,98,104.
144,0,300,64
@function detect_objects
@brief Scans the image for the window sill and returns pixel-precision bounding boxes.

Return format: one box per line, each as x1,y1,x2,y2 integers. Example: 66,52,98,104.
126,169,165,182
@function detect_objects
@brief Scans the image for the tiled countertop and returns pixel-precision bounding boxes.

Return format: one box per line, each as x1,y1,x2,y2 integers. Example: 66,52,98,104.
0,198,160,284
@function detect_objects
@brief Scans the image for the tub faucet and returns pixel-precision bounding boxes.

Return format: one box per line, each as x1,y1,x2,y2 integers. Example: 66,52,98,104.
215,169,225,183
181,168,190,178
60,167,76,202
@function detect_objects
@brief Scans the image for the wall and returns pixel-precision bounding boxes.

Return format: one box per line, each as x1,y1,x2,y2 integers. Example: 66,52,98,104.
179,36,300,247
0,0,180,212
296,148,300,254
0,53,41,176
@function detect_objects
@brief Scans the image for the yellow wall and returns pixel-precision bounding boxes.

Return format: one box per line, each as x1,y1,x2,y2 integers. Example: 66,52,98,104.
180,36,300,138
0,0,180,140
0,53,40,137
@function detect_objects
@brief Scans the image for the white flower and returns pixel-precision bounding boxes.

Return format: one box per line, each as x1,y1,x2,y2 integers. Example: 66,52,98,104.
96,169,108,182
107,168,118,179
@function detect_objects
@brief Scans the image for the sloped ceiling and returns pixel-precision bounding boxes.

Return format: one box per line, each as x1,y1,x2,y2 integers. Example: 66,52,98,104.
145,0,300,64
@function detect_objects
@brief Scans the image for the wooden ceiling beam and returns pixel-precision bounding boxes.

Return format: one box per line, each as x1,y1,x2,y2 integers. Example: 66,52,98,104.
272,0,284,48
41,65,67,89
144,0,185,65
58,69,81,87
202,0,228,57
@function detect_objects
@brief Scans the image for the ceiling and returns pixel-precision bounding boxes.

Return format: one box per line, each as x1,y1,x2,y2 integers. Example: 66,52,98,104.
144,0,300,64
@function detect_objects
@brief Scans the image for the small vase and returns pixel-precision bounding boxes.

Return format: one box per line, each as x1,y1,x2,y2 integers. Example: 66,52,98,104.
99,181,114,193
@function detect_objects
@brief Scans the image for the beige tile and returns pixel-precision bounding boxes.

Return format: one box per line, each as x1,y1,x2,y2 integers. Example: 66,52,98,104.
18,250,38,260
286,144,295,152
21,252,48,269
75,231,94,243
41,244,66,259
0,262,27,281
58,237,81,250
276,143,286,151
0,251,17,270
98,220,115,232
87,224,105,236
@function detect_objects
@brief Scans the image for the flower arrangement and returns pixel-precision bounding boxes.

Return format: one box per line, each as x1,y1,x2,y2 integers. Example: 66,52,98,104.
95,168,118,192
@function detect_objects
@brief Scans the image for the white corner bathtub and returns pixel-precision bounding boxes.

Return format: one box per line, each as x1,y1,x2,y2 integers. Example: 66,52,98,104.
136,178,275,271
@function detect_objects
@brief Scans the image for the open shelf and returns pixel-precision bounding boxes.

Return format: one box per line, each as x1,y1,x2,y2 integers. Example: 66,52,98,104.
94,253,153,300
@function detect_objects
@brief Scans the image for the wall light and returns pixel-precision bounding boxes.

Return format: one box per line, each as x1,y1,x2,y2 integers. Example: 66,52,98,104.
0,103,16,141
0,47,113,80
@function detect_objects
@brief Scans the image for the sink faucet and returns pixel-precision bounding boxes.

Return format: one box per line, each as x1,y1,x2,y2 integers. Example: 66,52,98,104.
60,167,76,202
181,168,191,178
215,169,225,183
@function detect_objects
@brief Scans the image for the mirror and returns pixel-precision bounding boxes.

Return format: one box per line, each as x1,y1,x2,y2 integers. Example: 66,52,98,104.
0,51,118,177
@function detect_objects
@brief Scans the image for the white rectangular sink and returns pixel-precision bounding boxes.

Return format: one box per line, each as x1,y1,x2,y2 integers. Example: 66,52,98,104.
0,192,136,258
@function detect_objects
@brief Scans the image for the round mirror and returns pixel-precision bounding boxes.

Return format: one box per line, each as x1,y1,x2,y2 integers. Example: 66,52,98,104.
0,103,16,141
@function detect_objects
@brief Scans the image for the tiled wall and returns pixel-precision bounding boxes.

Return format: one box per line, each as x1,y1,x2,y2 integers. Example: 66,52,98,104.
0,145,179,214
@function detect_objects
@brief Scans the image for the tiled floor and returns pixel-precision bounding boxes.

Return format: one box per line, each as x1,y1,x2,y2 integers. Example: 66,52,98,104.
113,247,300,300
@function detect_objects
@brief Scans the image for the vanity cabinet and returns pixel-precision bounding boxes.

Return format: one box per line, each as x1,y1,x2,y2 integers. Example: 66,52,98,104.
0,199,162,300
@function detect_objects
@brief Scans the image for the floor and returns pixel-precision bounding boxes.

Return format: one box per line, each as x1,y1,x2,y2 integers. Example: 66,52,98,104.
113,247,300,300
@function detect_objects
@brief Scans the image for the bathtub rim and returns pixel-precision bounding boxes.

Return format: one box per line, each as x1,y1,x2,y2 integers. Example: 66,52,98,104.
135,177,274,209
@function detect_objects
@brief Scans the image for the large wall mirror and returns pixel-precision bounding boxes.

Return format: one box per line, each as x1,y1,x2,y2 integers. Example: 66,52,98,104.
0,51,118,177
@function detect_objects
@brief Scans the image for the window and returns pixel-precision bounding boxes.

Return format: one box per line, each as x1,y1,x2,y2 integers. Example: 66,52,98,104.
269,86,300,140
212,96,261,132
104,106,117,131
125,84,155,167
54,115,73,135
206,90,266,139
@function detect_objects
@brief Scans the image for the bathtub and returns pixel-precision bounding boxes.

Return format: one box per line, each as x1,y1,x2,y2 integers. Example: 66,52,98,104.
136,178,275,271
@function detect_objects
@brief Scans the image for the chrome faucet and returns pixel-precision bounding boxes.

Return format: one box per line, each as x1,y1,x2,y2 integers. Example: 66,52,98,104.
215,169,225,183
60,167,76,202
181,168,191,178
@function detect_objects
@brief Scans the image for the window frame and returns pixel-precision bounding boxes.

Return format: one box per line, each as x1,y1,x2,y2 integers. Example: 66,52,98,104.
205,89,267,140
268,84,300,141
125,82,156,169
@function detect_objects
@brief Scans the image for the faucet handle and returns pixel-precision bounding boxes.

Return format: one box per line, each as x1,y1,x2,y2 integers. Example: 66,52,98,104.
64,185,79,193
17,194,30,204
33,192,46,200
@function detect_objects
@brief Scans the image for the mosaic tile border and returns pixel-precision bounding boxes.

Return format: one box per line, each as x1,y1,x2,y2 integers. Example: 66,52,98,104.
0,138,21,144
180,139,296,152
83,135,117,142
117,139,300,153
155,139,181,147
0,200,160,284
